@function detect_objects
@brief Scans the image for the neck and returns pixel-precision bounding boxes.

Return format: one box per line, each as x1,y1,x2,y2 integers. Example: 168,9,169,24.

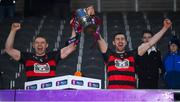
116,50,125,53
36,53,45,56
171,51,177,53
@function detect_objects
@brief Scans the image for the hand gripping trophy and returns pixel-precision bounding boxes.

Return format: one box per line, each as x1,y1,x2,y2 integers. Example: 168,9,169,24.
70,5,101,45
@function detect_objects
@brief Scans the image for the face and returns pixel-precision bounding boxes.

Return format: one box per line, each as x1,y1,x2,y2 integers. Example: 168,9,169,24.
142,33,152,43
170,43,178,53
113,34,127,52
87,6,95,16
33,37,48,56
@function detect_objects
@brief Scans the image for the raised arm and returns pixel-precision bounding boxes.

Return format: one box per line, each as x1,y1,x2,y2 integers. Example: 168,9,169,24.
138,19,172,56
97,35,108,53
86,5,108,53
60,27,77,59
5,23,21,61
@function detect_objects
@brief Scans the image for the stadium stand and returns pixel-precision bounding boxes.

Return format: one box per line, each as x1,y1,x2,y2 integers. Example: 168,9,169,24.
0,11,180,89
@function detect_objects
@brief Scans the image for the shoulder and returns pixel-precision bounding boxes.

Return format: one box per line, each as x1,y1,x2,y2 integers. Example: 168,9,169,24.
19,52,34,63
47,49,60,55
21,52,33,57
164,52,171,60
177,51,180,56
46,50,61,61
102,47,113,54
156,49,162,54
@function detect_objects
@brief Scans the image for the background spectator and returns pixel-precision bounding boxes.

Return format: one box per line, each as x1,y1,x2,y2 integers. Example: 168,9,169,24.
164,35,180,89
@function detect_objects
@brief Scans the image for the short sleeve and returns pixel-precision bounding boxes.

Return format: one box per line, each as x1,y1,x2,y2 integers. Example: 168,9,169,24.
129,49,139,73
48,50,61,63
18,52,29,64
131,49,139,60
102,48,112,63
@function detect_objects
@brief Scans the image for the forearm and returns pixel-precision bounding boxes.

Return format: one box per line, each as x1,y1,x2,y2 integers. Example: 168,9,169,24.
97,35,108,53
148,27,168,47
71,28,76,38
67,43,76,54
5,30,16,50
138,27,169,56
61,43,76,59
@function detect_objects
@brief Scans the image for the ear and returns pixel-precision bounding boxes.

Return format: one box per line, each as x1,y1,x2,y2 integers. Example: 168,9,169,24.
32,42,35,48
124,40,128,46
46,43,49,48
113,41,115,45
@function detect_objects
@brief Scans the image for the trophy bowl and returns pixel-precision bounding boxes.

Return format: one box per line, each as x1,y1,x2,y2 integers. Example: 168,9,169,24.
76,8,98,34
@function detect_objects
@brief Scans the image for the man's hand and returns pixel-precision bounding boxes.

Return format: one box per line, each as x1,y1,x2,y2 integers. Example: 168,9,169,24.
11,23,21,32
163,19,172,29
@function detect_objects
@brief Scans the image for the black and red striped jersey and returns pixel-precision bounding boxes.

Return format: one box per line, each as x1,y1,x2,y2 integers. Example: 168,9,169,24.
19,50,61,81
102,48,138,89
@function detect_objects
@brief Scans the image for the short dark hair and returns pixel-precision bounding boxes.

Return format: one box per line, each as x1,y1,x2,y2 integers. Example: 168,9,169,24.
142,30,154,36
87,5,94,8
33,35,48,43
169,35,180,48
113,32,127,40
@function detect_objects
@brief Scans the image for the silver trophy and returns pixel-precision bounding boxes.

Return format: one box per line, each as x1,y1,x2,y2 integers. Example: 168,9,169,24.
75,8,98,34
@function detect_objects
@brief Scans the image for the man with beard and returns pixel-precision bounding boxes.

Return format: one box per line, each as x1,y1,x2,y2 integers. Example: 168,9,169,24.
97,19,172,89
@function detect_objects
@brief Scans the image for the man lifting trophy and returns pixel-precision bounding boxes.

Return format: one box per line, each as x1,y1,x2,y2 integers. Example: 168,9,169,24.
70,5,101,76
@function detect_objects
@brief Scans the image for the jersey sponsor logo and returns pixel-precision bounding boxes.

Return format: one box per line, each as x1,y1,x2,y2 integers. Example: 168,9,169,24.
114,59,129,69
34,63,50,73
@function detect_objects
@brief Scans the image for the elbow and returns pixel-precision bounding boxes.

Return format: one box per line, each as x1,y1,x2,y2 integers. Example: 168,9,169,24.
4,47,12,54
5,43,13,51
138,43,151,56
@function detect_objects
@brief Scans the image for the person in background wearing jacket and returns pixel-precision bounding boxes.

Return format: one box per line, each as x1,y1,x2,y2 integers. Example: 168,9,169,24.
164,35,180,89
